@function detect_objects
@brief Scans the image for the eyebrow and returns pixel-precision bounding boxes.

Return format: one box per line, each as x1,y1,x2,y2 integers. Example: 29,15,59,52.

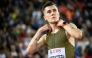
51,8,56,10
47,8,57,12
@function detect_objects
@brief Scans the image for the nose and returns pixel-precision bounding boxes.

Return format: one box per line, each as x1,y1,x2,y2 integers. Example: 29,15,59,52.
51,11,55,16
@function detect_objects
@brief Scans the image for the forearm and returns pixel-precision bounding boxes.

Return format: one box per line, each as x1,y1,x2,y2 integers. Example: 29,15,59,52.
63,23,82,39
26,30,42,54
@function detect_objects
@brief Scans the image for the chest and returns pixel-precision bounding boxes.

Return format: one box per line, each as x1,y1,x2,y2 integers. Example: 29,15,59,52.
46,28,68,49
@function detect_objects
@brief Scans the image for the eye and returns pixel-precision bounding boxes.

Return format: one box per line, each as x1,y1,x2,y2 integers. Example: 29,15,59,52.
47,10,51,13
53,9,57,12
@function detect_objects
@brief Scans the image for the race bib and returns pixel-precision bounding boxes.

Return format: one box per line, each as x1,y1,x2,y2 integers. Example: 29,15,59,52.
48,48,66,58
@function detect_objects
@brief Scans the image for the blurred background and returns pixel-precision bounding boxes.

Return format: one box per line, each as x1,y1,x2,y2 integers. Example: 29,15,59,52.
0,0,92,58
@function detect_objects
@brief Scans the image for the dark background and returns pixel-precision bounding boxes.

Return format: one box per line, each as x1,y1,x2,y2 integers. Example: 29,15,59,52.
0,0,92,58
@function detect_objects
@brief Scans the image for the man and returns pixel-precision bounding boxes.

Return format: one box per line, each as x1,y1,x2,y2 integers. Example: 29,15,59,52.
26,1,82,58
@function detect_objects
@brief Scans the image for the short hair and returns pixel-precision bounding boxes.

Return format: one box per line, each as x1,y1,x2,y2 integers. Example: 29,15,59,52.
42,1,56,12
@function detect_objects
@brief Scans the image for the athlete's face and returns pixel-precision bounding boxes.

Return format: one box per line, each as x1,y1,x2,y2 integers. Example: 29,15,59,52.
43,5,60,23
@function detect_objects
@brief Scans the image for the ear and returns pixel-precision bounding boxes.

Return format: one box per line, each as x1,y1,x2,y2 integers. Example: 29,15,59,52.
43,16,47,20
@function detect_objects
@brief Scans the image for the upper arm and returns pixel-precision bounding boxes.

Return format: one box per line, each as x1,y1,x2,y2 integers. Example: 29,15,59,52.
65,23,76,46
66,23,77,38
69,23,77,28
66,23,78,37
35,34,46,51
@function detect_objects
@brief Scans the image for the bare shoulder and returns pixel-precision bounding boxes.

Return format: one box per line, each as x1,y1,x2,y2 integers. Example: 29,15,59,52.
41,34,46,39
68,36,75,47
43,34,47,41
38,34,46,42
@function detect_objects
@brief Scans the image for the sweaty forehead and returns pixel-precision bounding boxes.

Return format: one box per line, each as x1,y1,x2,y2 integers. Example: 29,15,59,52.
44,5,58,12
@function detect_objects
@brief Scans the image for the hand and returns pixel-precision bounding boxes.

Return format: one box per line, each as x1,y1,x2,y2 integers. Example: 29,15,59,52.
38,24,52,33
57,19,64,26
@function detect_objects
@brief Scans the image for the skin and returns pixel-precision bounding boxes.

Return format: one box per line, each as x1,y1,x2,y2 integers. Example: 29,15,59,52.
26,5,82,55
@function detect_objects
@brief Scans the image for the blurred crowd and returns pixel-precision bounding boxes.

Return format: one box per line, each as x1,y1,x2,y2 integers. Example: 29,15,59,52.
0,0,92,58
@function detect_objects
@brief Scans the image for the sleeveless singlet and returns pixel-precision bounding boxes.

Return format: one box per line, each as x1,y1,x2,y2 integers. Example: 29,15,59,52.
46,27,75,58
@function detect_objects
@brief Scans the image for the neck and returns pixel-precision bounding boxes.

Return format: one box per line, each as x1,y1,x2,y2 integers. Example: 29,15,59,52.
49,23,60,33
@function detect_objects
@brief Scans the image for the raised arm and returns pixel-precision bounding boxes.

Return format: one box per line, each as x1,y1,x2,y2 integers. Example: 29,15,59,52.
57,20,82,39
26,24,51,55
